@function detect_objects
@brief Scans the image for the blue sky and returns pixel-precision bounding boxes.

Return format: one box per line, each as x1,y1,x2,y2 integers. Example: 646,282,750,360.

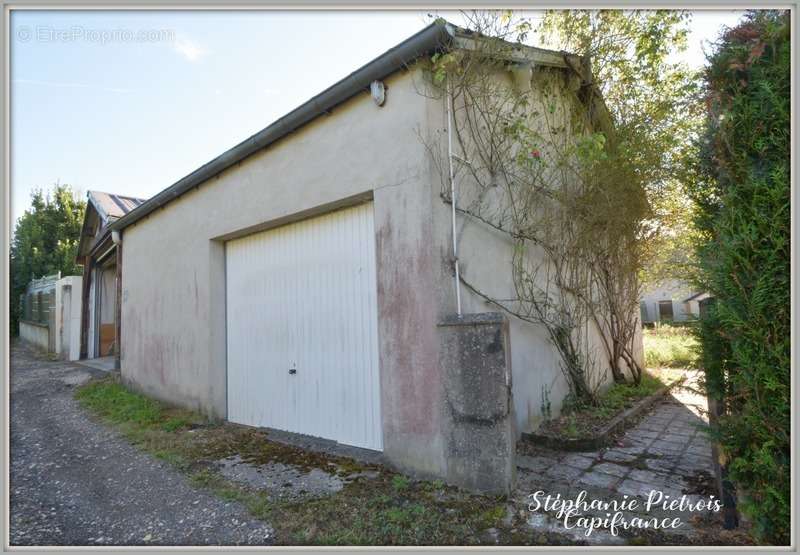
10,9,745,225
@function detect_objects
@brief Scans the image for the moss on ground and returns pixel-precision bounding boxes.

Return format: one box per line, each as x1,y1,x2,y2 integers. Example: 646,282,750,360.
75,376,575,546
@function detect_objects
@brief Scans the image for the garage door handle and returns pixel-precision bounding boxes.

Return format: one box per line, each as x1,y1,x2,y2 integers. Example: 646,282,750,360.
289,368,297,375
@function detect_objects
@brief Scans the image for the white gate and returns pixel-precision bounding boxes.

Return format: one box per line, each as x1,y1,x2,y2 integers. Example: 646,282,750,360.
225,202,383,451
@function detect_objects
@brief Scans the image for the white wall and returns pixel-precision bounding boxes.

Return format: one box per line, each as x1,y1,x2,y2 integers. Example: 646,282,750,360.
20,321,50,351
120,55,645,472
425,65,629,434
121,66,450,477
99,268,116,325
55,276,83,361
87,270,96,359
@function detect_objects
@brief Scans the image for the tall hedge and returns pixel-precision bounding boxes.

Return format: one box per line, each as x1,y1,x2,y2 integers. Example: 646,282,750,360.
691,10,790,544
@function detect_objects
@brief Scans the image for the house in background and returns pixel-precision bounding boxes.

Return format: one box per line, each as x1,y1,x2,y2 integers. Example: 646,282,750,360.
98,21,642,493
684,291,713,318
640,278,707,324
75,191,145,369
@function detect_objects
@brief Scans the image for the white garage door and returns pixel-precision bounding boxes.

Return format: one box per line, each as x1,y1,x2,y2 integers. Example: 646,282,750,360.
225,202,383,451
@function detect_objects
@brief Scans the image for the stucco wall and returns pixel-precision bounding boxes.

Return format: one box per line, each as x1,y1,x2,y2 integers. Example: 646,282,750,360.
55,276,83,361
425,65,632,435
431,201,612,433
20,321,50,352
121,66,449,476
120,52,645,481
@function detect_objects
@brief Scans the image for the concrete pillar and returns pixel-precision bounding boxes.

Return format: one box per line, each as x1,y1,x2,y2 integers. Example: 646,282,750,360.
438,312,516,495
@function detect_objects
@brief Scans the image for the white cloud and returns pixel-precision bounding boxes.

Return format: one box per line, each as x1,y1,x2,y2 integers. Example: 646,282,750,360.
172,36,207,62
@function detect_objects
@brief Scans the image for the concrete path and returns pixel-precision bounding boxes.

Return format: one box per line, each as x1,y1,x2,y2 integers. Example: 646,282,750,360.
9,342,274,546
75,355,116,372
515,371,718,544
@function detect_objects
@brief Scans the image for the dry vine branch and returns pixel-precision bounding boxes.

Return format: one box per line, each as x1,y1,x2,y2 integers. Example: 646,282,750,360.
421,11,649,404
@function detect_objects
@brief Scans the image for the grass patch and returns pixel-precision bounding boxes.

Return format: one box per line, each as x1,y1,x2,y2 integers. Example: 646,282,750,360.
643,323,699,369
258,475,569,546
74,376,579,545
75,376,205,437
75,377,164,426
538,372,671,440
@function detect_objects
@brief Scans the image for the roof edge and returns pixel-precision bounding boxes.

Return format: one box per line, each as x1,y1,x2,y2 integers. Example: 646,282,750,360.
111,20,456,232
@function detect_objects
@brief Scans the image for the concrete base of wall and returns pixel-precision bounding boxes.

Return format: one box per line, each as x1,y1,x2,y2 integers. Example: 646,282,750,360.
438,312,516,495
20,321,50,352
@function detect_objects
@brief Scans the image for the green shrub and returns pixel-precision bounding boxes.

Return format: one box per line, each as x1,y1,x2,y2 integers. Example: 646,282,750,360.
690,10,790,544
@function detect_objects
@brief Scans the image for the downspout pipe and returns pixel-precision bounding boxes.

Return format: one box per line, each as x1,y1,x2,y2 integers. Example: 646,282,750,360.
446,80,462,316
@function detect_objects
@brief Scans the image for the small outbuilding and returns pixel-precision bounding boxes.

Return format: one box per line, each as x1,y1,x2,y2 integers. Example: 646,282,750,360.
106,21,643,493
76,190,145,368
640,279,705,325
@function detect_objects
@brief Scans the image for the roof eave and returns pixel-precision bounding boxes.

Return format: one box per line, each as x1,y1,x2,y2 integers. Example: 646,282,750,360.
111,20,457,232
450,33,579,69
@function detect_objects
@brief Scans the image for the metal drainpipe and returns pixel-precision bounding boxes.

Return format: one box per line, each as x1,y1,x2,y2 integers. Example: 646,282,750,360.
111,230,122,371
446,79,462,316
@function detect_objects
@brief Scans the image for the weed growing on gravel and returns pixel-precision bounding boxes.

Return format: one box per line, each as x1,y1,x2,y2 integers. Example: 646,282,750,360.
180,465,513,545
75,376,203,431
391,475,409,492
260,474,516,545
74,376,577,546
539,372,670,439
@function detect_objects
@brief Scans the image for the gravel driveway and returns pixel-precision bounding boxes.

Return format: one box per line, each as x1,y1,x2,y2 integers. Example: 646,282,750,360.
9,342,274,546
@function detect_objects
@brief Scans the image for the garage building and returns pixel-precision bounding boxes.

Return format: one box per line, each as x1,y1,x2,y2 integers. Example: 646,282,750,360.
105,21,642,492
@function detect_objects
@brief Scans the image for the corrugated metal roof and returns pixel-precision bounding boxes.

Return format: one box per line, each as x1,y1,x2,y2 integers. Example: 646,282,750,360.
88,190,146,223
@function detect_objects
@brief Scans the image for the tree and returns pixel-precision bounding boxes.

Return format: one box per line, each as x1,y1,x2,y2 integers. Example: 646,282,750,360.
535,10,705,383
538,10,703,288
689,10,789,544
10,184,86,335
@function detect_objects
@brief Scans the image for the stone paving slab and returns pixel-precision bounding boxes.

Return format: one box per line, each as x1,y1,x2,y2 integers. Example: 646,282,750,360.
515,370,719,543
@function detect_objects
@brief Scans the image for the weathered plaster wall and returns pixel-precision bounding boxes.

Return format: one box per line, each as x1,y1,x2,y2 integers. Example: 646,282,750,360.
20,321,50,352
121,66,449,476
55,276,83,361
426,65,629,435
438,313,516,494
120,50,644,485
